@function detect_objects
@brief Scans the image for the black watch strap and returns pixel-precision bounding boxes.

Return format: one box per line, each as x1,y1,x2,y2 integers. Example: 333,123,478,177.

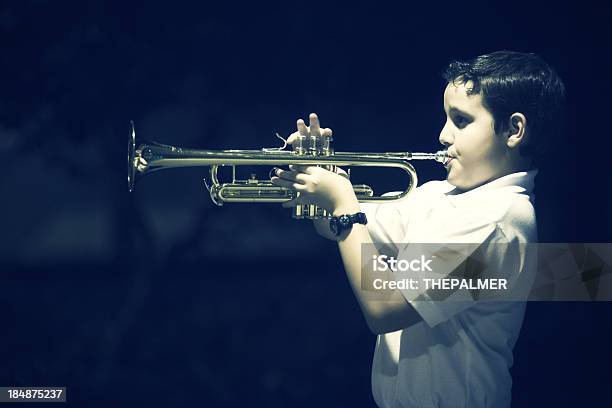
349,212,367,225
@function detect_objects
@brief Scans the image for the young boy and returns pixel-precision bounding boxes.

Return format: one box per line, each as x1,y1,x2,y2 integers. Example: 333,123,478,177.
271,51,565,407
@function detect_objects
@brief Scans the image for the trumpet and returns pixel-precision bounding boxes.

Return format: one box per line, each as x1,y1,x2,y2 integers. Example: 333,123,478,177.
127,121,448,219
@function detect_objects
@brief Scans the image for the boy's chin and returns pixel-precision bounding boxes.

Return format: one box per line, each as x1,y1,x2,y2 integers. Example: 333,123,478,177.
446,173,478,191
446,172,463,188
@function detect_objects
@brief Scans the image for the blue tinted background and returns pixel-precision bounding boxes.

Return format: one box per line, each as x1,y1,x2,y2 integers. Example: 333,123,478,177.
1,1,610,406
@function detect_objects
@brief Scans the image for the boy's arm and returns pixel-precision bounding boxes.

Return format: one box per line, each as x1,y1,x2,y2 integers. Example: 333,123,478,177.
275,113,422,333
332,199,423,334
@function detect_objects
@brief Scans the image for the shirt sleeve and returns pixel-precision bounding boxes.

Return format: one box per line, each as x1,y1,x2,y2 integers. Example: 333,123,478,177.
398,223,525,328
360,192,411,257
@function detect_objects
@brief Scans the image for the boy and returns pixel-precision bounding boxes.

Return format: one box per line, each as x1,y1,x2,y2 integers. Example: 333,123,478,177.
271,51,565,407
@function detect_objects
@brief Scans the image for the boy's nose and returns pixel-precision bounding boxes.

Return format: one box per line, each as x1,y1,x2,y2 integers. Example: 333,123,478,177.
439,124,453,147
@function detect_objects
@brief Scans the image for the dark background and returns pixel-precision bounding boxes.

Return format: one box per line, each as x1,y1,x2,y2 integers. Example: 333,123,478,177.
1,0,611,406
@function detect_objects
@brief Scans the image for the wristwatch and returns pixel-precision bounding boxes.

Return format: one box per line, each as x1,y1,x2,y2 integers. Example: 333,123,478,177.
329,212,368,236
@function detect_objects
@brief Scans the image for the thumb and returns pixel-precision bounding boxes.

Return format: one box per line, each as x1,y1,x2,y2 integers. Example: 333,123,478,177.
287,132,299,145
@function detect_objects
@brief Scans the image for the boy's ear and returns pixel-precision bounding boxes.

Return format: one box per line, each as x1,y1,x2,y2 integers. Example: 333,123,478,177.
506,113,527,149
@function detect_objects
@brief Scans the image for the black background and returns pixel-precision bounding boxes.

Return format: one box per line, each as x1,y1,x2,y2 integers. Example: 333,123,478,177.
1,1,611,406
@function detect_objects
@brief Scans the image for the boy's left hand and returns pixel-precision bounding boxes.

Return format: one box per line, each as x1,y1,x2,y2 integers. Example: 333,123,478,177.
271,165,358,213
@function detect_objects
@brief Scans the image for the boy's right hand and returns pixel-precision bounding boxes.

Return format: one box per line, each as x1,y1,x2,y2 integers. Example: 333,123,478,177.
285,112,348,180
286,112,333,146
282,113,351,242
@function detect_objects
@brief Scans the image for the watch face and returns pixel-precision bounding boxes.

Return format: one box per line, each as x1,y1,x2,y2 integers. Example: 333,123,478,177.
339,215,351,227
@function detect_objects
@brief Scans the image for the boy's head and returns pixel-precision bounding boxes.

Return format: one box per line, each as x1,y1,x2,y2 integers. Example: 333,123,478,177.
439,50,566,191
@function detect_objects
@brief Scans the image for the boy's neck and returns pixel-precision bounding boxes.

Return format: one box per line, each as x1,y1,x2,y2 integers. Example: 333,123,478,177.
512,154,534,173
448,157,535,195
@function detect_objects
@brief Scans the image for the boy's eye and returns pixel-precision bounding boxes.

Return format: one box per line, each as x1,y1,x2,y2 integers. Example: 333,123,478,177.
452,115,470,129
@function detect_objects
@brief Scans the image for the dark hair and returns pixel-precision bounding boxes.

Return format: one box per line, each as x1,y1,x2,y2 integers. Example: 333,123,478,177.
442,50,566,165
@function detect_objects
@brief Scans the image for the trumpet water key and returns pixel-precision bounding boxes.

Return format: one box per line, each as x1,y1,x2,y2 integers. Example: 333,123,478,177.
127,121,448,219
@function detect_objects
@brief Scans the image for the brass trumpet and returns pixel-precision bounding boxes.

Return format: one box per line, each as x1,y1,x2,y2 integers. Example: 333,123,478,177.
127,121,448,219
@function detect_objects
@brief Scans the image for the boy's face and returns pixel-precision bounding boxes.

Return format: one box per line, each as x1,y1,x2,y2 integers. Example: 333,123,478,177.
439,81,510,191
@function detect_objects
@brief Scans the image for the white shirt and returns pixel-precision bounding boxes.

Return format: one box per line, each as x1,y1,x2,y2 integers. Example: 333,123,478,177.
360,170,538,408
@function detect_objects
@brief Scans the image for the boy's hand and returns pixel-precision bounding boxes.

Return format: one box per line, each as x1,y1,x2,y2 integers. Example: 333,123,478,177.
285,111,349,181
271,113,358,213
286,112,333,146
271,165,359,214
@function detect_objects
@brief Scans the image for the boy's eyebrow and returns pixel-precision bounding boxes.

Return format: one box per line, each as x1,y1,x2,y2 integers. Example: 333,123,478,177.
448,106,474,118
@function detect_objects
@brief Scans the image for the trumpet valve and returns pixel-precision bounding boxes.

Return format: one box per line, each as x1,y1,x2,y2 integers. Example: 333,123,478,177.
309,134,319,156
293,135,308,155
322,134,333,156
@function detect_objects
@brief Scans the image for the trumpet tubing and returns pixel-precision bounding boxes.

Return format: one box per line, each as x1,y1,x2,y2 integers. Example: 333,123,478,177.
127,121,448,219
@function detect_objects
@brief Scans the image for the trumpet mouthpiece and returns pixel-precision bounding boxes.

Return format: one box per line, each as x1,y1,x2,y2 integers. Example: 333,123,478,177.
407,151,449,162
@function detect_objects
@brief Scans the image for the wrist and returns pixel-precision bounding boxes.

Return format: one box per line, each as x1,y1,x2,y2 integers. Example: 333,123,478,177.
331,198,360,216
328,209,368,237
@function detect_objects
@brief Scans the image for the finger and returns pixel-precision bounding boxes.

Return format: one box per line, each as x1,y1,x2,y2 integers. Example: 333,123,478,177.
274,168,309,184
309,113,321,137
270,176,307,191
297,119,309,136
321,127,333,138
287,131,299,145
288,164,320,175
289,164,335,177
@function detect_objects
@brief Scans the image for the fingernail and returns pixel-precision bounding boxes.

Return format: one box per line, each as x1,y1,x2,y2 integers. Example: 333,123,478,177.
269,167,280,179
